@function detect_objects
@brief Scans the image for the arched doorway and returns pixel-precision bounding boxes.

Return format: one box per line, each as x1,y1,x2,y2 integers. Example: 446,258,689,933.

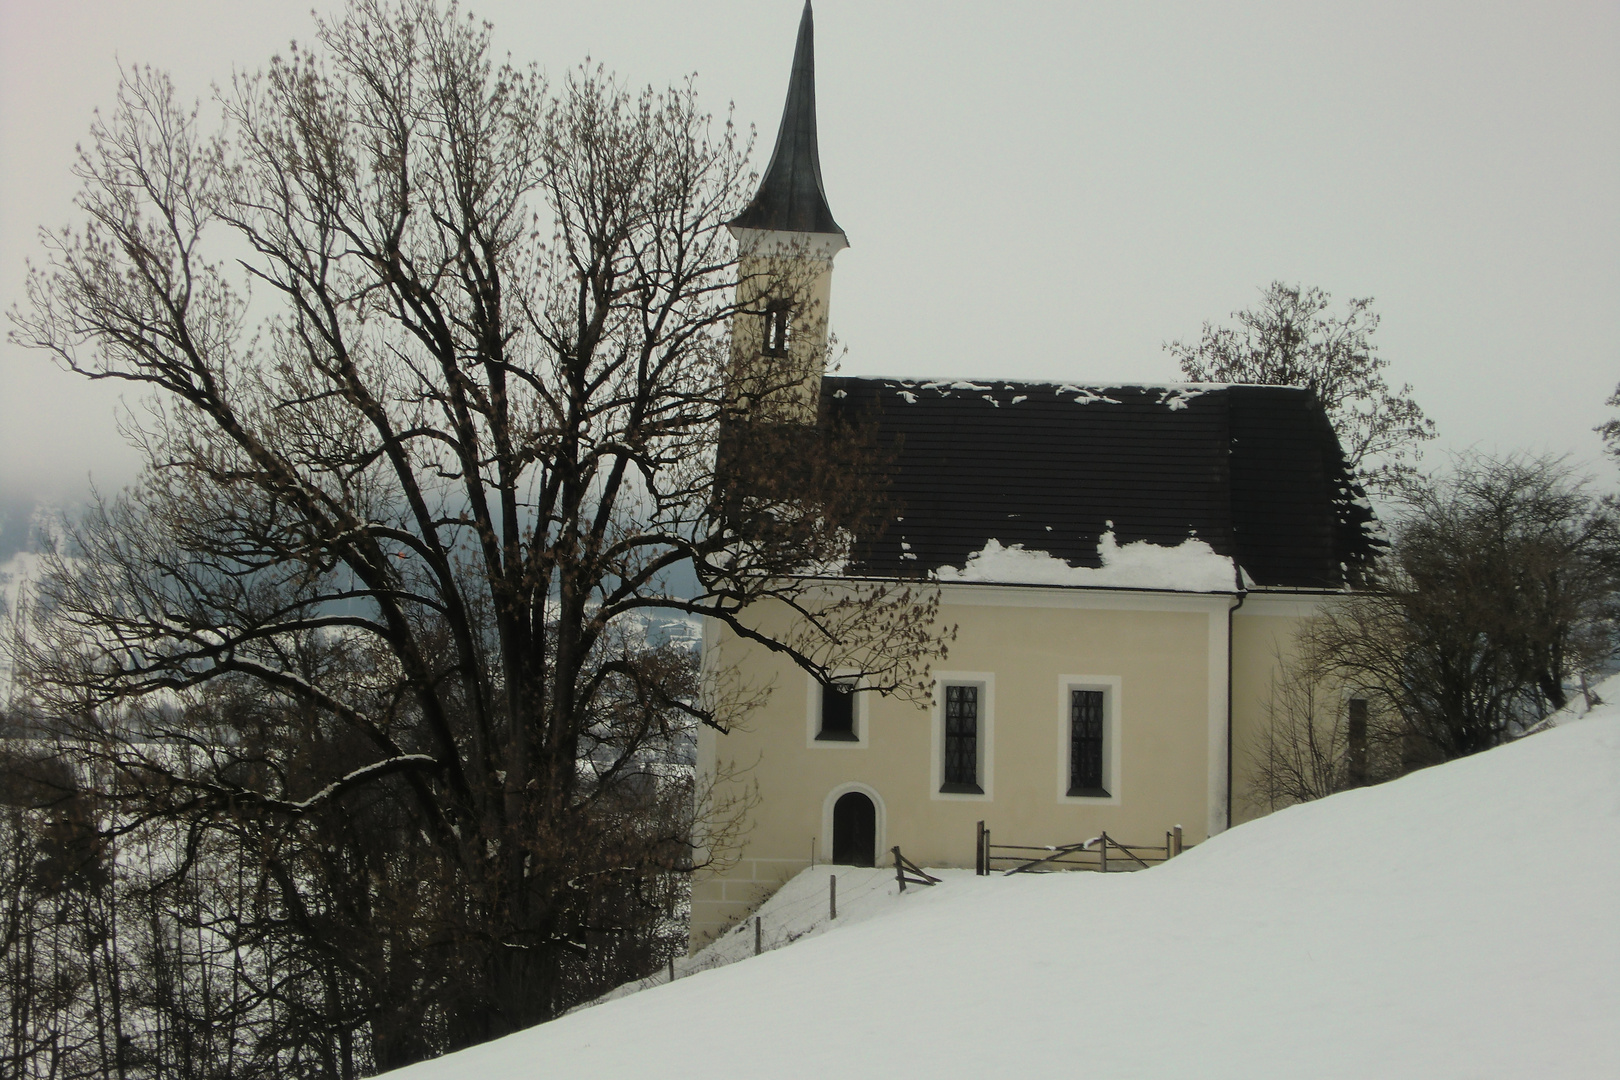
831,791,877,866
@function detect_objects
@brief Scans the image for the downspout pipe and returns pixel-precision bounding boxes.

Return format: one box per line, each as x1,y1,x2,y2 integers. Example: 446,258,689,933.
1226,564,1248,831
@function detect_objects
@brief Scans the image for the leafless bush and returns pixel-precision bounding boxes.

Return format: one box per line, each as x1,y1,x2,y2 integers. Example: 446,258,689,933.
1245,644,1402,812
1300,453,1619,770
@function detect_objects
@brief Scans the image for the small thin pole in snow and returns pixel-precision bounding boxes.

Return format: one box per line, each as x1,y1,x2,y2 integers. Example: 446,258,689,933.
754,916,761,956
829,874,837,920
810,837,815,869
668,957,675,983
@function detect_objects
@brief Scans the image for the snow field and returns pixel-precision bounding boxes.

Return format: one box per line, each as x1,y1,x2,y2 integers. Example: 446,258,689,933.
391,699,1620,1079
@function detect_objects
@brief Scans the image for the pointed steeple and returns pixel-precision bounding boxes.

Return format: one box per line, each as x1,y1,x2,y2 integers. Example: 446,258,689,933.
730,2,845,240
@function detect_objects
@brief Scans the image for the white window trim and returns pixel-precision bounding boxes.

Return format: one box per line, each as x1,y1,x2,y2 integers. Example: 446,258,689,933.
820,782,886,864
805,671,869,749
930,672,994,801
1056,674,1122,806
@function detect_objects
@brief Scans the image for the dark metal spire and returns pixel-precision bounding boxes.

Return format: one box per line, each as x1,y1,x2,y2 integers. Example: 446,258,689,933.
730,2,845,239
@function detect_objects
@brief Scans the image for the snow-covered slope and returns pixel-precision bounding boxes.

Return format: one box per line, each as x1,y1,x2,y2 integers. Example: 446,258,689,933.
582,862,929,1010
392,705,1620,1079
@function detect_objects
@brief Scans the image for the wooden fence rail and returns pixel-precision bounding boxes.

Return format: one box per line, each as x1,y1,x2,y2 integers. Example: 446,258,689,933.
976,821,1184,876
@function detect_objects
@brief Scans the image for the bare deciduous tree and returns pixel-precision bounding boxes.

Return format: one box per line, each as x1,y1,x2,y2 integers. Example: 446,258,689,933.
1167,282,1435,496
1597,382,1620,465
6,0,944,1069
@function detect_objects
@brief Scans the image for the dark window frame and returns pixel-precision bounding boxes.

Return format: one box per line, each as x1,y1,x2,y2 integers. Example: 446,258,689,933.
815,678,858,742
1067,688,1109,797
940,684,983,794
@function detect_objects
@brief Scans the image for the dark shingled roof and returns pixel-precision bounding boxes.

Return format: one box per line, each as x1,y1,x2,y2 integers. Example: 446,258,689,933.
729,2,845,239
821,378,1379,591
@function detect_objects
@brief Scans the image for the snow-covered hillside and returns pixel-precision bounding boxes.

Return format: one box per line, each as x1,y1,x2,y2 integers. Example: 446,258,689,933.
391,702,1620,1079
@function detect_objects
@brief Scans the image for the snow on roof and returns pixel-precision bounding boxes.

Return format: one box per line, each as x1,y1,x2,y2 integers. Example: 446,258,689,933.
863,378,1233,405
385,691,1620,1080
934,530,1237,592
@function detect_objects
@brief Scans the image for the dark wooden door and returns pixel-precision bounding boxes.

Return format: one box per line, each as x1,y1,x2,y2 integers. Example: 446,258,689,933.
831,791,876,866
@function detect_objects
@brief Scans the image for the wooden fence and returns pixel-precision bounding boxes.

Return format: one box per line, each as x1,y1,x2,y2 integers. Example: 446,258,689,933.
892,846,942,891
975,821,1185,875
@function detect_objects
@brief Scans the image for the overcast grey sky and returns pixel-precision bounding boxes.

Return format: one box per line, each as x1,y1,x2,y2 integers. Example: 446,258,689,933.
3,0,1616,542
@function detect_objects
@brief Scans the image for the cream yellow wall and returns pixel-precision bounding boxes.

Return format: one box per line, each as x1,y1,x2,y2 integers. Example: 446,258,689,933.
691,584,1267,948
1229,595,1339,824
727,243,836,423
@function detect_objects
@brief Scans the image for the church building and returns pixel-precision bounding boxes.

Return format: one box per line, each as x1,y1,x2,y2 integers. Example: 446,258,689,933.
691,3,1378,949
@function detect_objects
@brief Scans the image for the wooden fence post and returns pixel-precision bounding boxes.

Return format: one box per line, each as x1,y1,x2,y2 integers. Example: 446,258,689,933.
668,957,675,983
754,916,761,956
1173,824,1183,856
830,874,837,920
1165,830,1173,862
976,820,985,876
1099,831,1108,873
893,846,906,892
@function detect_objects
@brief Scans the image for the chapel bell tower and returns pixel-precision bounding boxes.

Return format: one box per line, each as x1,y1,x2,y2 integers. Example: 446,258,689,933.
727,0,847,423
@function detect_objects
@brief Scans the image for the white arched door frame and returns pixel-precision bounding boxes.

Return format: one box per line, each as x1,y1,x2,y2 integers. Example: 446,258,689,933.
820,782,886,865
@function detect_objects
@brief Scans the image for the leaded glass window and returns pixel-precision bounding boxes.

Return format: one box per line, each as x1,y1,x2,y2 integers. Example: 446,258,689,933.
1069,689,1106,796
942,684,981,793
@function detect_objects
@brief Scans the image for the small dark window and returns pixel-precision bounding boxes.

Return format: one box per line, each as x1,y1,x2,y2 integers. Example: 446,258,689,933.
941,684,982,794
817,680,857,741
763,303,791,357
1068,689,1107,796
1347,697,1369,787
